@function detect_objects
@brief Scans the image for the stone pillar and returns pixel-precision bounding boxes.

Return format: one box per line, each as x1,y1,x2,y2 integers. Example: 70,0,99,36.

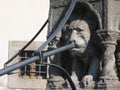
97,30,120,89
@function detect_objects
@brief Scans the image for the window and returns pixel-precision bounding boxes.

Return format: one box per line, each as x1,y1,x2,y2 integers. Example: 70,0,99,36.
19,50,47,78
8,41,47,89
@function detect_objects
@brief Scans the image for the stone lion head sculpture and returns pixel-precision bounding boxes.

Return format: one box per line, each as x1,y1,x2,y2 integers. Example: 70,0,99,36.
63,19,91,56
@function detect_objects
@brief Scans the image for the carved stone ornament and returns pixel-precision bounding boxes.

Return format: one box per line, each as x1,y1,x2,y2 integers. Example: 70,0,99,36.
47,0,120,90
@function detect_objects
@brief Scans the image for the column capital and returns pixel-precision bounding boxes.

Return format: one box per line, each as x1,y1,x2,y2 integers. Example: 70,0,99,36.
97,30,120,45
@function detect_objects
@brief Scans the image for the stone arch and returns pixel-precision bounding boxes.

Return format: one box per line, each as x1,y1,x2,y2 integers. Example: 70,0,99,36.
68,1,102,30
60,1,102,77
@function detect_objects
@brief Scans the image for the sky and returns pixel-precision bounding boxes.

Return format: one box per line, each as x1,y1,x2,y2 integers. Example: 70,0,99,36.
0,0,49,67
0,1,49,88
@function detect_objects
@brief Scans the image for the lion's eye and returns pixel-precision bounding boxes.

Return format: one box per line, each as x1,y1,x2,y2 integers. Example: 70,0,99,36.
76,28,84,32
69,28,72,31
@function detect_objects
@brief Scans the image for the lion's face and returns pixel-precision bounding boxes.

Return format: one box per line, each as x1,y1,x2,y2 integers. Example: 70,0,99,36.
68,20,90,56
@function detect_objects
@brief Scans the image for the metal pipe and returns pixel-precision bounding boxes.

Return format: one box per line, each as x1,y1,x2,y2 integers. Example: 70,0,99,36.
0,43,75,76
35,0,77,54
43,42,75,57
0,56,39,76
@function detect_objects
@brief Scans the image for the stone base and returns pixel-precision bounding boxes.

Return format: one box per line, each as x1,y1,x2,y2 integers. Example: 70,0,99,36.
47,81,120,90
46,77,120,90
46,77,68,90
96,79,120,89
46,83,69,90
79,81,95,89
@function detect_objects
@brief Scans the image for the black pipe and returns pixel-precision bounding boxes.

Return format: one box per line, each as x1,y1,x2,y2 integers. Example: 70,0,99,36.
0,43,75,76
4,19,48,66
42,62,76,90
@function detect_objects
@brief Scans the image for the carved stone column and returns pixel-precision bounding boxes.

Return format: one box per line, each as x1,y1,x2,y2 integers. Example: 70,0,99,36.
97,30,120,89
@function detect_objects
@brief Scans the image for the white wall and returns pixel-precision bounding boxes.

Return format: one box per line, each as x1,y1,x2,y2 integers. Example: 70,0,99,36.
0,0,49,89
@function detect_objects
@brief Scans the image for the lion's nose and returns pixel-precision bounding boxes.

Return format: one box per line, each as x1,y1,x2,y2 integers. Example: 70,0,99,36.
69,40,78,48
69,38,78,48
69,38,75,43
69,30,77,43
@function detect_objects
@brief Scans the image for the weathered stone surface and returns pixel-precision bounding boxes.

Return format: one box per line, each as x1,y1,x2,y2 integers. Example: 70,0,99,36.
47,0,120,90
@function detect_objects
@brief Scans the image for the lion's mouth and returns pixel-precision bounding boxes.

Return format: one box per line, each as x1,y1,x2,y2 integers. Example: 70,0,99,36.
71,48,80,51
70,47,86,53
